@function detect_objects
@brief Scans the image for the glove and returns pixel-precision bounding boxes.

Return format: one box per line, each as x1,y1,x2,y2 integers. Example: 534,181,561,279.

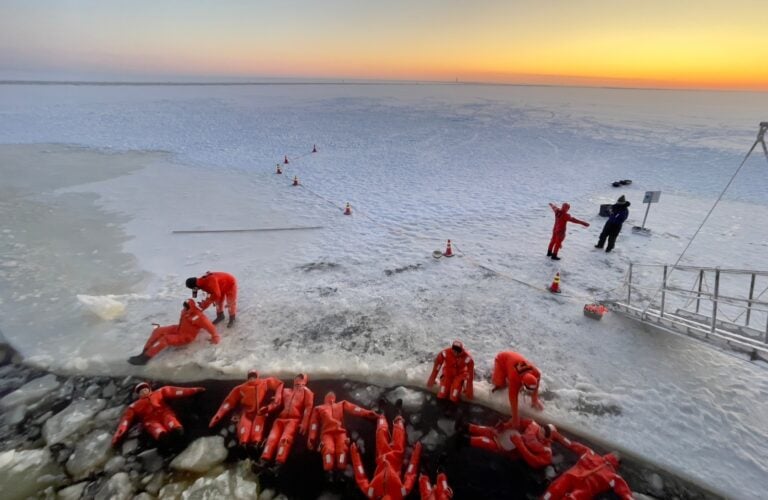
211,336,221,344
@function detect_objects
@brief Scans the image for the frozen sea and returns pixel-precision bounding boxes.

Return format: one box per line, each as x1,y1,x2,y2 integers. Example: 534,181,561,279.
1,83,768,498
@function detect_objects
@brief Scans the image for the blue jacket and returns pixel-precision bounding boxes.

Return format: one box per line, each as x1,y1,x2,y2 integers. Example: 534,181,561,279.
607,202,630,226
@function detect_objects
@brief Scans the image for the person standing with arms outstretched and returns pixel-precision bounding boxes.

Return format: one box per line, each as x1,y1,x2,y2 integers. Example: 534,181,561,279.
547,202,589,260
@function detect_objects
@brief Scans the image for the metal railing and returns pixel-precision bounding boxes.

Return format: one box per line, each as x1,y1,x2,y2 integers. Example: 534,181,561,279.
608,263,768,358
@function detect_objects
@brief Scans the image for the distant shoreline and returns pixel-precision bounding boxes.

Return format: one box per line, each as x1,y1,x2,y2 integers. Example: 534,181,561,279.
1,79,764,94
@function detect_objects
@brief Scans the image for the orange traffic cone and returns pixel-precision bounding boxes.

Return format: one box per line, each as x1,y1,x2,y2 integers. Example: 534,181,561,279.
549,272,561,293
284,155,289,164
276,164,282,174
344,202,352,215
292,175,299,186
312,144,318,153
443,239,454,257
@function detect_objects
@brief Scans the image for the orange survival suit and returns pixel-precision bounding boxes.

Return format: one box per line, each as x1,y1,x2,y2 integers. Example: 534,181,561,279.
140,299,219,360
543,441,633,500
491,351,544,428
209,370,284,445
427,340,475,403
188,271,238,323
350,414,422,500
308,392,378,471
261,373,315,464
469,417,557,469
547,203,589,259
419,472,453,500
112,383,204,446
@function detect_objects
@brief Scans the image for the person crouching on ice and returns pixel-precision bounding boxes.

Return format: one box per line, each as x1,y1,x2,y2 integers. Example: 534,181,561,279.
543,443,633,500
491,351,544,428
111,382,205,446
427,340,475,403
128,299,220,365
186,271,238,327
307,391,378,476
349,413,422,500
209,370,284,447
547,202,589,260
261,373,315,465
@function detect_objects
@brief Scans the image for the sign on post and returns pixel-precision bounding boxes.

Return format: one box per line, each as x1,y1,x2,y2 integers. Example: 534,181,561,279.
633,191,661,234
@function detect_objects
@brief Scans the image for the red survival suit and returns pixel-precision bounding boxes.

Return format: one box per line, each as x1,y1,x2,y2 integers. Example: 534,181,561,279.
469,417,556,469
261,373,314,464
427,340,475,403
419,473,453,500
492,351,544,428
543,441,633,500
350,414,422,500
547,203,589,258
209,371,284,445
308,392,378,471
192,271,238,320
141,299,219,359
112,383,204,446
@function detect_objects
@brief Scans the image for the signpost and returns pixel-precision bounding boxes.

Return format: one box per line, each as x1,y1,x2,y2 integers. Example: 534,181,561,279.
633,190,661,234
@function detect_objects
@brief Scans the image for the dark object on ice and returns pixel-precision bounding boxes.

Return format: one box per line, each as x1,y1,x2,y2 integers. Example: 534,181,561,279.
596,197,630,252
620,179,632,185
599,204,613,217
612,181,621,187
128,353,151,366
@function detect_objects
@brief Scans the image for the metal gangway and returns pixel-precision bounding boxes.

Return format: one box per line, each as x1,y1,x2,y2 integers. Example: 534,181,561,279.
607,264,768,361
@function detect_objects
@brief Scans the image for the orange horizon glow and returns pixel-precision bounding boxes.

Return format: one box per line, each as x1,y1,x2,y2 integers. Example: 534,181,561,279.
2,1,767,92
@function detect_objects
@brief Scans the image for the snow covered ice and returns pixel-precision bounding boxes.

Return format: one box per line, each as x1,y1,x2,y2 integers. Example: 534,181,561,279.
1,83,768,498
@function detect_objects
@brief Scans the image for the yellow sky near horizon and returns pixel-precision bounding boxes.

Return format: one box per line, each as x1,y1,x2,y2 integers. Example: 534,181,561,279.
1,0,766,90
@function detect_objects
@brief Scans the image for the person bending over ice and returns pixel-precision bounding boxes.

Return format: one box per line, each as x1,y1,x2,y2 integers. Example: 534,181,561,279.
186,271,238,327
128,299,219,365
491,351,544,428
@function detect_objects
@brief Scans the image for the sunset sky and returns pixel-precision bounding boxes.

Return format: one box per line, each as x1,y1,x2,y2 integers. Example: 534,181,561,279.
1,0,765,90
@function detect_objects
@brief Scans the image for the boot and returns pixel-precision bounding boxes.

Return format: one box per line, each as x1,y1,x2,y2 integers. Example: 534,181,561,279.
227,315,236,328
546,250,552,257
128,352,151,365
212,311,225,325
594,244,603,249
550,253,561,261
394,398,403,416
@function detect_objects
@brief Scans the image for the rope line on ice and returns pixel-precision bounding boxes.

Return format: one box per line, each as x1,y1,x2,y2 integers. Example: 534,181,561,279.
274,144,621,307
641,121,768,317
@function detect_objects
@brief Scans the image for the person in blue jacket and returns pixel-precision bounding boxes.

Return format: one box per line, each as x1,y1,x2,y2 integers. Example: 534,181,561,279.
595,196,630,253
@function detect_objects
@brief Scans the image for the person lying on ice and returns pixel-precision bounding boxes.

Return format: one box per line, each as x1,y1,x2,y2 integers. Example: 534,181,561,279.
307,391,379,474
128,299,220,365
491,351,544,428
349,411,422,500
467,417,560,469
112,382,204,446
543,442,633,500
547,202,589,260
261,373,314,465
419,472,453,500
209,369,284,446
427,340,475,403
186,271,238,327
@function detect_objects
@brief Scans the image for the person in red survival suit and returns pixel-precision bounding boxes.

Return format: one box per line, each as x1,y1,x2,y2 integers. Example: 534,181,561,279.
112,382,205,446
547,202,589,260
419,472,453,500
468,417,559,469
128,299,220,365
427,340,475,403
349,413,422,500
307,391,378,473
186,271,238,327
261,373,314,464
491,351,544,428
209,369,284,446
542,440,633,500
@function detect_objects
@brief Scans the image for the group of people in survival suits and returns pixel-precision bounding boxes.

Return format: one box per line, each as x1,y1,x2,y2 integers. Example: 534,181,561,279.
116,336,633,499
128,271,237,365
